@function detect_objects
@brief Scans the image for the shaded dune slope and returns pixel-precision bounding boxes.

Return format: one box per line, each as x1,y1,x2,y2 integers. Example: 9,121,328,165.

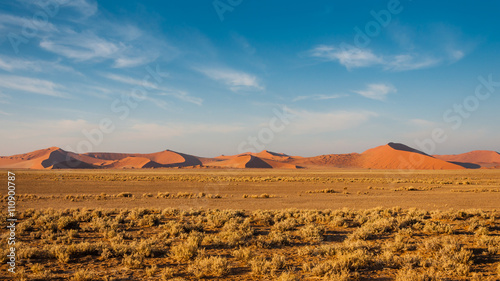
1,143,498,170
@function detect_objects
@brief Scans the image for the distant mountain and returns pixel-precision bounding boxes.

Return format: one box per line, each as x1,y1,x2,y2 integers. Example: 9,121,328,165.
0,143,497,170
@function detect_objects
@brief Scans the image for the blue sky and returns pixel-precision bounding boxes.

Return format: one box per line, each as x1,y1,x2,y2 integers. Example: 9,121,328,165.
0,0,499,157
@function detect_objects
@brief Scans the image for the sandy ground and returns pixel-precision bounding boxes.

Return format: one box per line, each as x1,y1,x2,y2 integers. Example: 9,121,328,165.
5,168,500,211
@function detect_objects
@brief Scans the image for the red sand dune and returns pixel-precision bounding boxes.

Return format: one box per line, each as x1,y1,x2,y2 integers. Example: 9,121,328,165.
206,155,299,169
359,143,465,170
207,155,272,168
104,157,162,169
0,143,498,170
286,153,361,168
434,150,500,168
0,147,97,169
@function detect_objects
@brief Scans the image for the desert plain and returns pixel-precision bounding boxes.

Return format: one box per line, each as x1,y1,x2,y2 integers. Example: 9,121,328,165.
1,166,500,281
1,143,500,280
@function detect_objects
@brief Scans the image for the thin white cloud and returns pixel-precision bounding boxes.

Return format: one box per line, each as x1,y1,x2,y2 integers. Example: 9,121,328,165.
309,45,382,69
13,0,98,18
409,119,436,127
40,31,120,61
40,30,160,68
0,110,10,116
64,0,98,17
232,33,256,55
113,56,158,68
0,75,68,98
0,13,58,33
286,107,378,134
102,73,202,105
353,84,396,101
157,91,203,106
0,56,82,75
385,54,440,71
196,67,264,92
308,44,464,71
102,73,159,89
292,94,346,102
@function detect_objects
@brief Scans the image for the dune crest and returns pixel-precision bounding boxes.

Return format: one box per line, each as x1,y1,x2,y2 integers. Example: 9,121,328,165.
360,143,464,170
434,150,500,168
1,143,498,170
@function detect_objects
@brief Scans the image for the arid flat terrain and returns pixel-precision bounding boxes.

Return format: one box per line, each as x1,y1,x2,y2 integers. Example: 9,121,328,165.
1,169,500,280
6,169,500,211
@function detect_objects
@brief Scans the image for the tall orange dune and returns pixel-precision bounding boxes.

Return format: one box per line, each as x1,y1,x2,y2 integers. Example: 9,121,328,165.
0,143,497,170
359,143,465,170
206,155,275,168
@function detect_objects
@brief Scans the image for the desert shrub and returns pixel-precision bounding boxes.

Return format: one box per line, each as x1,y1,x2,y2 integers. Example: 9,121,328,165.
160,267,175,280
272,218,298,232
57,216,79,230
422,236,472,276
117,192,133,198
250,254,286,276
257,230,290,248
122,253,144,269
30,263,52,280
134,238,166,257
306,188,336,194
188,256,229,278
17,218,35,234
299,224,325,243
138,214,161,227
218,218,254,247
71,269,94,281
422,221,453,235
232,246,253,261
349,218,394,240
145,265,157,277
170,231,204,261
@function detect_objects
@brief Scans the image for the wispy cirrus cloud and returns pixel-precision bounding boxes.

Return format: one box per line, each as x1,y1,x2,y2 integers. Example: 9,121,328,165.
292,94,346,102
40,31,120,61
64,0,98,18
102,73,160,89
196,67,264,92
0,56,82,75
0,75,68,98
102,73,203,106
353,84,396,101
409,118,436,127
308,44,464,71
309,45,382,69
40,27,163,68
157,91,203,106
0,13,58,33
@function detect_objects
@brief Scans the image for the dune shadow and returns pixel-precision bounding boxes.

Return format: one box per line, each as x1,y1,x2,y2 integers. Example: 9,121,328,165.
449,161,481,169
388,142,429,156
